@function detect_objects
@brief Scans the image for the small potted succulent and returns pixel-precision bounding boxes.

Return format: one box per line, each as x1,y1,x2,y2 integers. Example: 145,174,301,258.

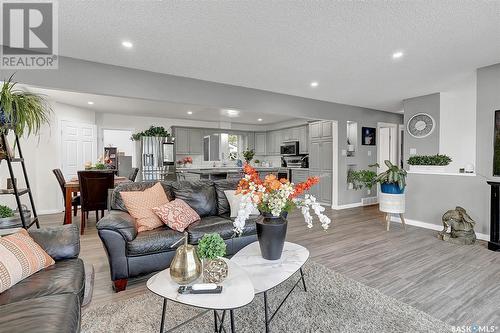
0,205,14,225
407,154,452,173
197,233,228,283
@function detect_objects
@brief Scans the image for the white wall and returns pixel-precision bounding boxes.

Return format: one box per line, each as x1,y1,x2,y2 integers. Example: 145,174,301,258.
439,72,477,171
0,102,95,215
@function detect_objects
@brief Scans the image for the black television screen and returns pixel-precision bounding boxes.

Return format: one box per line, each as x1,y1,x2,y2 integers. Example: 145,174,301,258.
494,110,500,176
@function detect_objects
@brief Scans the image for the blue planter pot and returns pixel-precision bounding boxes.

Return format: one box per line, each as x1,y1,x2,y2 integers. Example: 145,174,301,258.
380,183,405,194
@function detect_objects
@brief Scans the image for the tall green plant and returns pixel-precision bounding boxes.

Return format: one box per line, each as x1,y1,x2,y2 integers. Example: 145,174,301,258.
374,160,407,190
0,75,52,137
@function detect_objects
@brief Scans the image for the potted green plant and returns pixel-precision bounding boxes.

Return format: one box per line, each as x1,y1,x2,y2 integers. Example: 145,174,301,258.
0,205,14,224
242,149,255,164
347,168,377,191
197,233,228,283
407,154,452,173
374,160,407,194
0,75,52,158
130,126,172,141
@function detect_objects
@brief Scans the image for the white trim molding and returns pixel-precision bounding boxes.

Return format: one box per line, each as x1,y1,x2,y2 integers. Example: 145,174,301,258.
389,215,490,241
332,202,363,210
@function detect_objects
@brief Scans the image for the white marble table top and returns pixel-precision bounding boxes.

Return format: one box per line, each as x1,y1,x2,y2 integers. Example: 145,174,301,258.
147,259,254,310
230,241,310,294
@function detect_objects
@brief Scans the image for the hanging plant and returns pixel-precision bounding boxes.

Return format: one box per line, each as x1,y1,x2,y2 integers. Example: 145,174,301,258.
0,74,52,137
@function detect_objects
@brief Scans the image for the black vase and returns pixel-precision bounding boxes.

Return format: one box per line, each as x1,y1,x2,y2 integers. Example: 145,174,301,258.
256,212,288,260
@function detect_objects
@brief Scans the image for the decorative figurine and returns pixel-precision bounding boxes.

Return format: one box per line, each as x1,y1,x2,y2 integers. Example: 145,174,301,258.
438,206,476,245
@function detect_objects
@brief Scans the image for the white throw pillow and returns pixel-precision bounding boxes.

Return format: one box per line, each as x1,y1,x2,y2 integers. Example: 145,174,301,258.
224,190,260,218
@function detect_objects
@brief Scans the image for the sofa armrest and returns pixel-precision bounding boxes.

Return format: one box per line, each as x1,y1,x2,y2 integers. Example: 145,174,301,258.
96,210,138,242
29,224,80,260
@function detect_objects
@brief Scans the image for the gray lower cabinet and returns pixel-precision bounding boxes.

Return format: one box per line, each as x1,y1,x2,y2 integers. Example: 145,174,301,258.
255,132,267,155
308,169,332,205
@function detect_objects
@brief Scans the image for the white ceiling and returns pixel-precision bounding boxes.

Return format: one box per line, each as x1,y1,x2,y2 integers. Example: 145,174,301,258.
29,86,296,125
56,1,500,112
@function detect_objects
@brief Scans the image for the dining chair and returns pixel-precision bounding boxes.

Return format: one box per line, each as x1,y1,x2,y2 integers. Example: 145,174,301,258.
78,170,115,235
53,169,80,224
127,168,139,182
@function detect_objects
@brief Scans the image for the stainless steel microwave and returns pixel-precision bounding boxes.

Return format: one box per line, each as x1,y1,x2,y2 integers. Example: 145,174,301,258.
280,141,299,156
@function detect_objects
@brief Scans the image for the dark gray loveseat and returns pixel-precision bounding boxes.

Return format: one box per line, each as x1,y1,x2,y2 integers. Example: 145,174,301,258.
96,179,257,292
0,225,84,333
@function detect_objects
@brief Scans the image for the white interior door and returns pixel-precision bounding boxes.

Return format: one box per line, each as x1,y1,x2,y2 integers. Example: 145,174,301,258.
61,121,97,179
377,123,398,172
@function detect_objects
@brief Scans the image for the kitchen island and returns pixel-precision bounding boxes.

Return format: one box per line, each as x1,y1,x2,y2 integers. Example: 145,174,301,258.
176,166,287,180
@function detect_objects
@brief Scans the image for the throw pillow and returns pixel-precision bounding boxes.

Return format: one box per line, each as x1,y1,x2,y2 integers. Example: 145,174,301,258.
224,190,260,218
0,229,55,293
120,182,170,232
152,199,200,232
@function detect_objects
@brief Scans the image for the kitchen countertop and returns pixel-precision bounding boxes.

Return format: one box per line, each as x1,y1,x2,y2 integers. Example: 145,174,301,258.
176,166,308,174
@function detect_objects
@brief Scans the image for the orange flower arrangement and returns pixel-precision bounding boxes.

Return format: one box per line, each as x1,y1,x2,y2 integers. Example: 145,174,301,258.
233,164,331,234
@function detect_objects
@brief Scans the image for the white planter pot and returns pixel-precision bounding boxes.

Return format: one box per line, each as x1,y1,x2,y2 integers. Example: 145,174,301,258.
409,165,447,173
379,192,405,214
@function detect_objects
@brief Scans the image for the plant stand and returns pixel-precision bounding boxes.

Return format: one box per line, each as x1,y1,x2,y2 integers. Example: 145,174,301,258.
379,192,406,231
0,132,39,229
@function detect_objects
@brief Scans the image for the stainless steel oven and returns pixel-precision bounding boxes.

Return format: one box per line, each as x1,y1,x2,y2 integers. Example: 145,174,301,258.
280,141,299,156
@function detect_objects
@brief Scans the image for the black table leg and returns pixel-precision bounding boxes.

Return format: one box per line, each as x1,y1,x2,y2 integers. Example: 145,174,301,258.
264,291,270,333
214,310,218,332
300,267,307,292
230,310,235,333
218,311,226,333
160,298,167,333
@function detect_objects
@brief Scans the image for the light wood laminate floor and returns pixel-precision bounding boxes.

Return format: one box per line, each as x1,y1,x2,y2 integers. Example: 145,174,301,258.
39,205,500,327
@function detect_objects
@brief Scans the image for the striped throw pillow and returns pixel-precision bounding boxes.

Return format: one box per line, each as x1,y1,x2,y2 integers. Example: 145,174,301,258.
0,229,55,293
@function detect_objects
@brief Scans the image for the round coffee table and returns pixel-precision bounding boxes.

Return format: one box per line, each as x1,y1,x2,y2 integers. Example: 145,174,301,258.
230,241,310,332
147,259,254,332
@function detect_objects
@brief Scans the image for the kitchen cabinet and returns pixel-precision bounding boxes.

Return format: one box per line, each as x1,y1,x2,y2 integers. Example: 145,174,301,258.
320,141,333,171
174,127,203,155
255,132,267,155
175,128,190,154
267,131,280,155
309,121,332,140
320,172,332,204
310,122,321,140
299,125,308,153
290,169,309,183
189,129,203,155
309,141,321,169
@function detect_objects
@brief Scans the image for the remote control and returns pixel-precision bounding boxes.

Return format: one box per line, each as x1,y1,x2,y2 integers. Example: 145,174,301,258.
178,285,223,295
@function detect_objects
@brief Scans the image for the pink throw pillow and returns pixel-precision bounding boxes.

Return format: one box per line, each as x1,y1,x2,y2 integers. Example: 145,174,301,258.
152,199,200,232
120,182,170,232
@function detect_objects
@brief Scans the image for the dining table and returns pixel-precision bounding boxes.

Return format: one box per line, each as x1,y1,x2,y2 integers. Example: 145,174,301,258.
64,175,130,225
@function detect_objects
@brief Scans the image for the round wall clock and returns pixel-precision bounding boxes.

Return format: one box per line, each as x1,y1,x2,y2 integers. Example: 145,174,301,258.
407,113,435,138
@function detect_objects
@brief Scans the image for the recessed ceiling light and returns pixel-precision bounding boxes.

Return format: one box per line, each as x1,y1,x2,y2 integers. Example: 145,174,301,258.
121,41,133,48
224,109,240,117
257,118,263,122
187,111,193,115
87,101,94,105
392,51,404,59
310,81,319,88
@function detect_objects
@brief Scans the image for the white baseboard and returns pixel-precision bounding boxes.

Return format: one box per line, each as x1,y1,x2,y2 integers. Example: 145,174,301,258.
332,202,363,210
389,215,490,242
38,209,63,216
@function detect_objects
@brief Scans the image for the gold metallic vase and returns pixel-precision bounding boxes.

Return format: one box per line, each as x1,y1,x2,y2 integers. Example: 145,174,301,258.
169,232,202,284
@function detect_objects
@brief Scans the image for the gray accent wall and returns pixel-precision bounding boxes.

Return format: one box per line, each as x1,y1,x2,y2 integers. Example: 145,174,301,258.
404,64,499,236
6,56,402,207
403,93,440,162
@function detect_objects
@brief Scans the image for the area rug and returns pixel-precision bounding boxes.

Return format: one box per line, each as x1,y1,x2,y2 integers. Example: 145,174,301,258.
82,261,452,333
